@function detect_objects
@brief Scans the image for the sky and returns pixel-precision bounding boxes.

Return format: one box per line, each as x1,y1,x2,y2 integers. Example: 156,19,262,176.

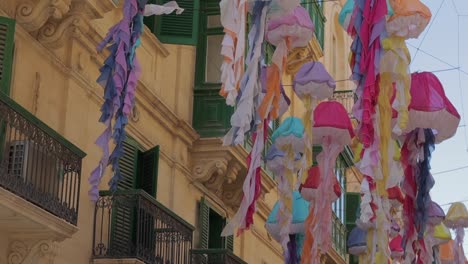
406,0,468,252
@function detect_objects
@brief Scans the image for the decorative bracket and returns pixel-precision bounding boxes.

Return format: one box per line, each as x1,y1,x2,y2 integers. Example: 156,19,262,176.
191,138,276,211
8,239,58,264
16,0,72,32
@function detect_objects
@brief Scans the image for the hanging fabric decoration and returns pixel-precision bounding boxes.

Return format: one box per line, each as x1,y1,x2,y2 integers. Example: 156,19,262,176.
144,1,184,16
219,0,247,105
348,226,369,256
301,101,354,263
400,72,460,262
386,0,431,39
444,202,468,264
258,6,313,120
266,191,309,263
89,0,183,200
293,61,335,183
268,117,305,257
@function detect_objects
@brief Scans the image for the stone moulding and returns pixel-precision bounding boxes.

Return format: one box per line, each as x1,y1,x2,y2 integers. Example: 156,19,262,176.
191,138,276,211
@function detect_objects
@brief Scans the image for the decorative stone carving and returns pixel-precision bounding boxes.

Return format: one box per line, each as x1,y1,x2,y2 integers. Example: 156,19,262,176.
193,158,229,183
191,138,276,211
37,13,90,48
286,40,323,75
8,240,58,264
16,0,72,32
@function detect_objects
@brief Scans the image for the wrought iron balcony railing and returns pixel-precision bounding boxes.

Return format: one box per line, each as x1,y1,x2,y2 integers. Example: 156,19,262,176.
93,189,194,264
332,212,347,259
332,90,356,118
0,93,85,225
191,249,247,264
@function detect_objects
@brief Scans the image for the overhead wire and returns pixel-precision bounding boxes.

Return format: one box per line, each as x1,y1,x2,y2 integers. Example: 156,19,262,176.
411,0,446,64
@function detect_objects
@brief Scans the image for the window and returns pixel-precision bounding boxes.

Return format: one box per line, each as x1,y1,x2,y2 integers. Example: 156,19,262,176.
110,138,160,256
192,0,234,138
0,16,15,95
144,0,200,45
117,137,159,196
199,197,234,250
301,0,325,49
332,156,346,224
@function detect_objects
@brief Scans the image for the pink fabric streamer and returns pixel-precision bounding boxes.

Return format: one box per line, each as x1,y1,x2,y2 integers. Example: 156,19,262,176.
313,136,344,257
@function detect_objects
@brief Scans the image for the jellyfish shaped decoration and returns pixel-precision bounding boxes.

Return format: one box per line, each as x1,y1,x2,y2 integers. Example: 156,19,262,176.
433,223,452,246
301,101,354,263
293,61,335,183
428,201,445,226
445,202,468,264
266,144,302,175
270,117,305,254
293,62,336,100
266,191,309,263
299,166,341,203
390,235,404,259
404,72,461,143
387,0,431,39
387,185,405,208
271,116,305,154
259,6,314,120
440,240,456,264
347,226,368,256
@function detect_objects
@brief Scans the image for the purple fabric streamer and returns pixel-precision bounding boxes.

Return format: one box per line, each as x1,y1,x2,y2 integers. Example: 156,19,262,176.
89,0,146,201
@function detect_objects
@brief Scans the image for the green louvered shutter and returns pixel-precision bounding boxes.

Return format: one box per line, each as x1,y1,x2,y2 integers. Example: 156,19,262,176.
225,233,234,251
137,145,159,197
110,139,139,256
154,0,200,45
345,192,361,232
0,16,15,95
136,146,159,256
199,197,210,249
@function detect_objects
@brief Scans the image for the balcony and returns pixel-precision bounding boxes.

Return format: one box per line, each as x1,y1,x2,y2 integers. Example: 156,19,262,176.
93,190,194,264
0,92,84,254
191,249,247,264
331,90,356,118
331,213,347,259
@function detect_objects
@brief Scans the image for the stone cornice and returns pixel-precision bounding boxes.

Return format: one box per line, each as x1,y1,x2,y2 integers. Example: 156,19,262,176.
191,138,277,211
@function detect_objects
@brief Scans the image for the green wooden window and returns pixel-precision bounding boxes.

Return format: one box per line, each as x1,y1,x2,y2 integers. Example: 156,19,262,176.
301,0,325,50
345,192,361,231
193,0,235,137
199,197,234,251
110,138,160,255
0,16,15,95
117,137,159,196
333,157,346,224
144,0,200,45
345,192,361,262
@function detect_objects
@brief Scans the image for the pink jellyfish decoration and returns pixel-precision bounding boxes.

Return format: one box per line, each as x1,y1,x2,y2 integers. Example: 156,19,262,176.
299,166,341,203
403,72,461,143
301,101,355,263
258,6,313,120
390,234,404,259
400,72,461,262
444,202,468,264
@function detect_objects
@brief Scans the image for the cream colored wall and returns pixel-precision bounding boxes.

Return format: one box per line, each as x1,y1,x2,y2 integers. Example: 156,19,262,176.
0,1,285,263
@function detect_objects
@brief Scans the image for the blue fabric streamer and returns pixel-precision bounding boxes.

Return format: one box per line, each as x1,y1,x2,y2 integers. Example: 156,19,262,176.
416,128,435,238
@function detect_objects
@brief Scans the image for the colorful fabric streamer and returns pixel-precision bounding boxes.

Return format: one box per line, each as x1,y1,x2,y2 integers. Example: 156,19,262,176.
89,0,183,201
